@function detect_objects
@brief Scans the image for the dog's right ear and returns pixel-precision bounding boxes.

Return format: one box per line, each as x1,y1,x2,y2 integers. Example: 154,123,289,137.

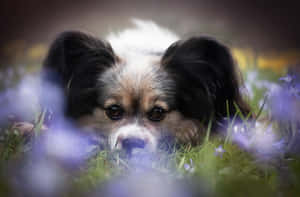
42,31,117,118
43,31,116,89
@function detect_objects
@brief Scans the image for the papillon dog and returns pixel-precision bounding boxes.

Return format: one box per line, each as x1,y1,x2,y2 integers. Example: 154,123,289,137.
42,19,250,155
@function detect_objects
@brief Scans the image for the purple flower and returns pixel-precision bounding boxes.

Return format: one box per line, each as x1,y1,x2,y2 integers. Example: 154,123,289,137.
215,145,225,157
269,86,300,121
289,86,300,99
279,74,293,83
184,159,195,173
184,163,191,171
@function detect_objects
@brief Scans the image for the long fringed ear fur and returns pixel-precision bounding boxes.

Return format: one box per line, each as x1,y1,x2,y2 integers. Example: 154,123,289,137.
162,37,250,124
42,31,116,118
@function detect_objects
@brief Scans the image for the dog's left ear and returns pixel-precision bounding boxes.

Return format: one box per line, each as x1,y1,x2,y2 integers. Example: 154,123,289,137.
162,37,250,122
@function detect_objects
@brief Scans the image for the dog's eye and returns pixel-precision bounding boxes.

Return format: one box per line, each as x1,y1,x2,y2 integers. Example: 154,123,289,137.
147,106,166,122
105,105,124,120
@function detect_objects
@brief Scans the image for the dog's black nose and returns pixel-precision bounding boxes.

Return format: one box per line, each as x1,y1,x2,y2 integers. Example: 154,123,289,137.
121,138,146,153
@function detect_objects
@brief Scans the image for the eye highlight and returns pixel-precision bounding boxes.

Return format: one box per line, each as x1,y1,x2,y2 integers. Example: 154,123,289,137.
147,106,166,122
105,105,124,120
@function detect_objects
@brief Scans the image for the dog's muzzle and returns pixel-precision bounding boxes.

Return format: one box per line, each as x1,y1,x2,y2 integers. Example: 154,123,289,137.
109,124,157,155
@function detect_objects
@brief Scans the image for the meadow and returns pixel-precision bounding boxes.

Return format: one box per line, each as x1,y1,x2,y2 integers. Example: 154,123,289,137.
0,44,300,197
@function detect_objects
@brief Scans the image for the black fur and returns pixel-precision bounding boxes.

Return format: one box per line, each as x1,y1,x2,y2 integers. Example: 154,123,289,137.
42,31,116,118
162,37,250,123
43,32,250,126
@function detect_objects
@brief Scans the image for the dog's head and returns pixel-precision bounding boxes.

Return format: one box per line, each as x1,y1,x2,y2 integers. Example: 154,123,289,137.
42,21,250,154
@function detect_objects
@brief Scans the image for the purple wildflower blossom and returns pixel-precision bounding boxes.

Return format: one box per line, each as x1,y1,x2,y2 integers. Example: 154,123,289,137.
229,121,287,159
184,163,191,171
279,74,293,83
268,74,300,122
215,145,225,157
184,158,195,173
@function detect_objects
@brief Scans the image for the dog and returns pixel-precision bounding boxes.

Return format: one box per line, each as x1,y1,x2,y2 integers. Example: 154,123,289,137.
42,20,250,154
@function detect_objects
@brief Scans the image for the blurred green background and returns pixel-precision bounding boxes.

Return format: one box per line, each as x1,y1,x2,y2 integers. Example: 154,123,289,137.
1,0,300,81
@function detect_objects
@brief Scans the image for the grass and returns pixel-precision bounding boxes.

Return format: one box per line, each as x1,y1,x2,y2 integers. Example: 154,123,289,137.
0,65,300,196
68,136,282,196
0,117,299,196
0,128,25,161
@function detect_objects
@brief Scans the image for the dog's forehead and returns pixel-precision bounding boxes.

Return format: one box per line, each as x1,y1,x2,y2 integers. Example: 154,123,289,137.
98,19,178,108
100,53,167,96
98,49,175,112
